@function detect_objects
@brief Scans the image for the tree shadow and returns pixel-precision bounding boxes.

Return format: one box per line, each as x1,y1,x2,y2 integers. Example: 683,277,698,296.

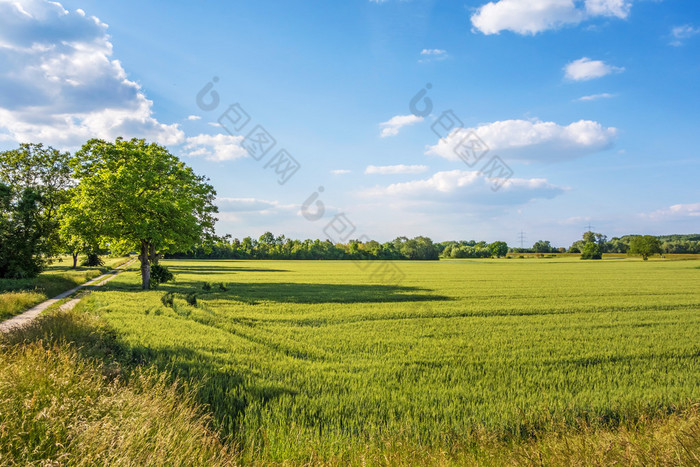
166,265,290,274
161,281,451,304
2,308,294,439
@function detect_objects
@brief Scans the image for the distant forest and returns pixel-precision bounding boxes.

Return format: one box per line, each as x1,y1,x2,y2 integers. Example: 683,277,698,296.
165,232,700,261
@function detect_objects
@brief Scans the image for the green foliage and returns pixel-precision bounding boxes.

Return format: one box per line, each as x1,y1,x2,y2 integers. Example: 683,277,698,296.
80,252,104,267
167,234,441,260
202,282,212,291
580,242,602,260
81,258,700,463
629,235,662,260
0,144,74,278
489,241,509,257
533,240,554,253
64,138,218,289
149,264,174,289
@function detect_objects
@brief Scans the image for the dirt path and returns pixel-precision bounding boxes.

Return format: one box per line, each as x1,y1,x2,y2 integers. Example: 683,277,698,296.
0,258,137,334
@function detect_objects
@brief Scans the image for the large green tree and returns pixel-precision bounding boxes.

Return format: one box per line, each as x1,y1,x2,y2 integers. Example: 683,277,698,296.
0,144,73,278
629,235,662,260
489,241,509,258
64,138,218,289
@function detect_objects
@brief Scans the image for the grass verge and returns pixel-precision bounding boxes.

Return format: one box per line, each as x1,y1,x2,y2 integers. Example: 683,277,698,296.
0,256,131,320
0,307,233,466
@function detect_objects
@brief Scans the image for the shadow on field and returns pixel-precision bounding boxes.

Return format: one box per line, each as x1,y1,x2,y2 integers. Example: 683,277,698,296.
160,281,451,304
166,265,290,274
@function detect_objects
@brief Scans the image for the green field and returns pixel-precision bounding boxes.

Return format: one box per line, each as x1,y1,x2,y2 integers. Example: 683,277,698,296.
68,257,700,463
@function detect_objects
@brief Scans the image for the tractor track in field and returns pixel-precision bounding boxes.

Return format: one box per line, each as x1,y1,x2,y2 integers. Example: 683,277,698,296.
0,258,137,334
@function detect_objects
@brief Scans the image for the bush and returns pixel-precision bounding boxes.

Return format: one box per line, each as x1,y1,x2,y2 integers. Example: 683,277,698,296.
202,282,212,291
149,264,174,289
580,242,602,260
81,253,104,267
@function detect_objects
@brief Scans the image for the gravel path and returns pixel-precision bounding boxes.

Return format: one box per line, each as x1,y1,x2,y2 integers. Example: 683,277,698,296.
0,258,137,334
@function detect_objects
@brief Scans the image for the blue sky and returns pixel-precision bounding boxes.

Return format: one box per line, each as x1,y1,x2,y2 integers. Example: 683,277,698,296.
1,0,698,246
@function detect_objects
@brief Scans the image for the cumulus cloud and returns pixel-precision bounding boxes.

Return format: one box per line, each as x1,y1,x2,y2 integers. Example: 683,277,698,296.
187,115,202,121
565,57,624,81
426,119,617,163
360,169,566,205
0,0,183,148
576,93,616,101
641,203,700,220
670,25,700,46
379,114,424,137
331,169,351,175
471,0,632,35
183,134,248,161
365,164,428,175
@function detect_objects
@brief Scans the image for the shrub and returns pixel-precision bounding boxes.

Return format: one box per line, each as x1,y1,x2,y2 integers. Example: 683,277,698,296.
202,282,212,291
149,264,174,289
581,242,602,260
81,253,104,267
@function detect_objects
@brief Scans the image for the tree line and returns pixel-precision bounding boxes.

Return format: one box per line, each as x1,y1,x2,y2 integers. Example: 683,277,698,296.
0,140,217,289
1,141,695,286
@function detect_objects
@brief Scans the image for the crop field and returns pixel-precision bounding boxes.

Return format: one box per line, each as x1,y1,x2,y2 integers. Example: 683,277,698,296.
77,257,700,462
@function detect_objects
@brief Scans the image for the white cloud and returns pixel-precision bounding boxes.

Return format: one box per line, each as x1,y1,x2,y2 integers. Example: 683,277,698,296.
670,25,700,46
426,119,617,163
0,0,183,149
379,114,424,137
642,203,700,220
421,48,447,56
360,169,566,205
471,0,631,35
187,115,202,121
565,57,624,81
331,169,351,175
217,197,282,213
584,0,631,18
419,48,448,62
183,134,248,161
576,92,616,101
365,164,429,175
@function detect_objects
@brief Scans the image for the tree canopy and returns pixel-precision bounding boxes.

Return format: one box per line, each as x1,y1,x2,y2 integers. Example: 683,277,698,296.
629,235,662,260
64,138,218,289
0,144,73,278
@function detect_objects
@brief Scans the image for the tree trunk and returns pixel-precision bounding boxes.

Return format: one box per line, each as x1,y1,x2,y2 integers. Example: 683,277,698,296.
149,242,160,265
139,240,150,290
72,252,78,269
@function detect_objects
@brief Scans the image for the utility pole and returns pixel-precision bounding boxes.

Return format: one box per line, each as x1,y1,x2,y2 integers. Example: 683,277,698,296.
518,230,526,249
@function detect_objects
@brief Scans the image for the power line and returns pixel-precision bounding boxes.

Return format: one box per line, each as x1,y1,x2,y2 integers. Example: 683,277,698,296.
517,230,526,249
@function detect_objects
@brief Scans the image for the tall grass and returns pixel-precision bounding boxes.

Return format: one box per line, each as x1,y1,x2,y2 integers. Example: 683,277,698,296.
0,309,233,466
